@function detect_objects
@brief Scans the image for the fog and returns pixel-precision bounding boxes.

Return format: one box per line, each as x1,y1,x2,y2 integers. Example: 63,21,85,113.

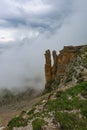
0,41,44,90
0,0,87,91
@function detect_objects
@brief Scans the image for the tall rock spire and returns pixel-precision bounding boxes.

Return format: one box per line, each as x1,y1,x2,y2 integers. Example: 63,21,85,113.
44,50,52,86
52,50,58,80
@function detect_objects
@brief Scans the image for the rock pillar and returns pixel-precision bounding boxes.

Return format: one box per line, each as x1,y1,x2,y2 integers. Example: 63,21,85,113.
52,50,58,80
44,50,52,85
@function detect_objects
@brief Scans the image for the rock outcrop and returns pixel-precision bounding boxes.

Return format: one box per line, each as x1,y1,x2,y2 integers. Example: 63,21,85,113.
52,51,58,80
44,45,86,87
44,50,58,87
44,50,52,86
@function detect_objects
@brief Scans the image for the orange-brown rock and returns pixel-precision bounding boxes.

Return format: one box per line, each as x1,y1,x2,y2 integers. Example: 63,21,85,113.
52,50,58,80
44,45,84,87
45,50,52,85
57,46,76,79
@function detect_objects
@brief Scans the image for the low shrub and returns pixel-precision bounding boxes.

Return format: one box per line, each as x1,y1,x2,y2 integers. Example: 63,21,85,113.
8,116,28,130
32,118,47,130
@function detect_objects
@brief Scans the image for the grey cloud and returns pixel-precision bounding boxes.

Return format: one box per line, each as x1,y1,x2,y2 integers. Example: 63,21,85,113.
0,0,87,91
0,0,73,33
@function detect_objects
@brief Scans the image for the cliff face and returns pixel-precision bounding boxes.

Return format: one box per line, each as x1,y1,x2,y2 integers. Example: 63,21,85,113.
44,45,86,88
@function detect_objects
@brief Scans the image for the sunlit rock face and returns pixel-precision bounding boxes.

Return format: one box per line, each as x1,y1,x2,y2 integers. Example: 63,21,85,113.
44,45,84,87
52,50,58,81
44,50,52,86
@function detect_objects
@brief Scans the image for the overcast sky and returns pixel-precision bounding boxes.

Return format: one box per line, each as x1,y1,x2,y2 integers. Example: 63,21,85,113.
0,0,87,90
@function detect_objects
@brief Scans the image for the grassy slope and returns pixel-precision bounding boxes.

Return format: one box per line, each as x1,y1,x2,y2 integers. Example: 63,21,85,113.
47,81,87,130
7,81,87,130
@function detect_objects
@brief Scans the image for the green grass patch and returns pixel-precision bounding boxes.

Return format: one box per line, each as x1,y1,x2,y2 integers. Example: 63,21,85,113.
55,112,87,130
80,101,87,117
81,87,87,98
46,81,87,113
27,107,36,115
7,115,28,130
66,81,87,96
32,118,47,130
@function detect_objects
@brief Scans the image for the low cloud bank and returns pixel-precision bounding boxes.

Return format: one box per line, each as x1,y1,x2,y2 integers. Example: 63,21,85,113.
0,0,87,92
